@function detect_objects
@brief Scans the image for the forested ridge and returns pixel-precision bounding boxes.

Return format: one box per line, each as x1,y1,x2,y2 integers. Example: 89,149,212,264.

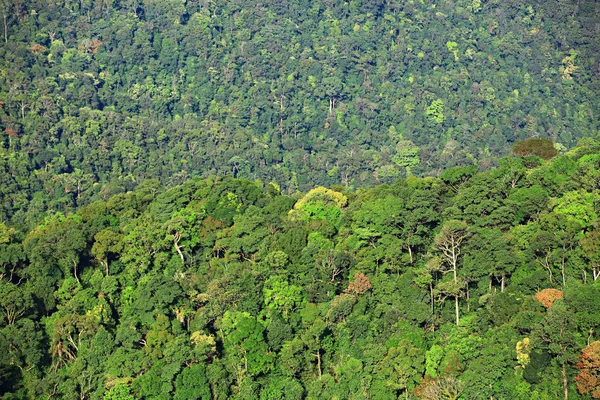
2,141,600,399
1,0,600,225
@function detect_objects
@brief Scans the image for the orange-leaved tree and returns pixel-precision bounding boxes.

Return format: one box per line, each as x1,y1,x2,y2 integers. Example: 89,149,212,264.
535,288,564,308
344,273,372,295
575,341,600,398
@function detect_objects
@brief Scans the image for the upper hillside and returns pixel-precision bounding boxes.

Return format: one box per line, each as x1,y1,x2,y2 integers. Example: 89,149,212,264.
0,0,599,222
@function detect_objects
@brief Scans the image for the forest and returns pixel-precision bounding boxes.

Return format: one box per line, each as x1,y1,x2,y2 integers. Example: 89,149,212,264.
1,0,600,398
1,140,600,399
0,0,599,225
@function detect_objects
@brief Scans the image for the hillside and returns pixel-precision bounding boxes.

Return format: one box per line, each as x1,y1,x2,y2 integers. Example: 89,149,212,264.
0,0,599,224
1,142,600,399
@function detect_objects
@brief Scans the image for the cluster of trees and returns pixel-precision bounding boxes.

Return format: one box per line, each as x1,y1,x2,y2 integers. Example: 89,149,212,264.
2,139,600,399
0,0,599,224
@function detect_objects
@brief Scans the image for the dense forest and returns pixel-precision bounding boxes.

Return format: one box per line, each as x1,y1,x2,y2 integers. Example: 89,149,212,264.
2,140,600,399
0,0,600,225
1,0,600,398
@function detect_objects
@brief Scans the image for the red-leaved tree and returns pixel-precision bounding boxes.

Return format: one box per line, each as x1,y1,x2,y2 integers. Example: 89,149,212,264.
575,341,600,398
535,288,564,308
344,273,372,295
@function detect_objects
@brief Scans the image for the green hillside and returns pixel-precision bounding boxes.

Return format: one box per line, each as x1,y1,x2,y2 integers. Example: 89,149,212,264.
2,142,600,399
1,0,600,398
0,0,599,225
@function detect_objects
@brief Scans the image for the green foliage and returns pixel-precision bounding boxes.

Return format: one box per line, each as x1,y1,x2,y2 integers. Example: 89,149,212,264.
507,185,548,223
290,187,347,227
104,384,135,400
0,0,597,225
552,190,600,228
425,99,445,124
3,134,600,399
174,364,211,400
446,41,459,61
222,311,275,378
263,277,304,318
392,140,421,175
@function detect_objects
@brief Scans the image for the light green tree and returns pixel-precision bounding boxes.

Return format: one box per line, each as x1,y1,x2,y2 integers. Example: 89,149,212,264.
446,41,459,61
392,140,420,176
426,99,445,124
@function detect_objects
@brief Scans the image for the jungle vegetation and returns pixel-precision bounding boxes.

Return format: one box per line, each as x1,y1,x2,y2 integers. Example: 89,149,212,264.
2,141,600,399
0,0,599,224
1,0,600,398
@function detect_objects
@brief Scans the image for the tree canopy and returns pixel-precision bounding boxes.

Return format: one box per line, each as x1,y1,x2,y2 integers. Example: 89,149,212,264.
1,140,600,398
0,0,599,226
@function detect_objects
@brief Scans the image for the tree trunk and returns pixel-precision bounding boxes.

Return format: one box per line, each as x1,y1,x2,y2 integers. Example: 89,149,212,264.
562,362,568,400
172,232,185,266
455,294,460,325
538,252,553,285
430,282,434,314
501,273,505,292
3,15,7,43
315,351,322,380
73,260,80,284
466,284,470,312
561,253,566,289
329,98,336,115
453,246,459,325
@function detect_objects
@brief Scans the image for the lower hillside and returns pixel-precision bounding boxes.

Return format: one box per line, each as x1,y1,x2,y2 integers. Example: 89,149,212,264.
2,139,600,399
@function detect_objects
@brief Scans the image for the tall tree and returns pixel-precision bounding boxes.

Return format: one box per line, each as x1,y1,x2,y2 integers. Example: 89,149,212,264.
432,220,470,325
534,300,580,400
